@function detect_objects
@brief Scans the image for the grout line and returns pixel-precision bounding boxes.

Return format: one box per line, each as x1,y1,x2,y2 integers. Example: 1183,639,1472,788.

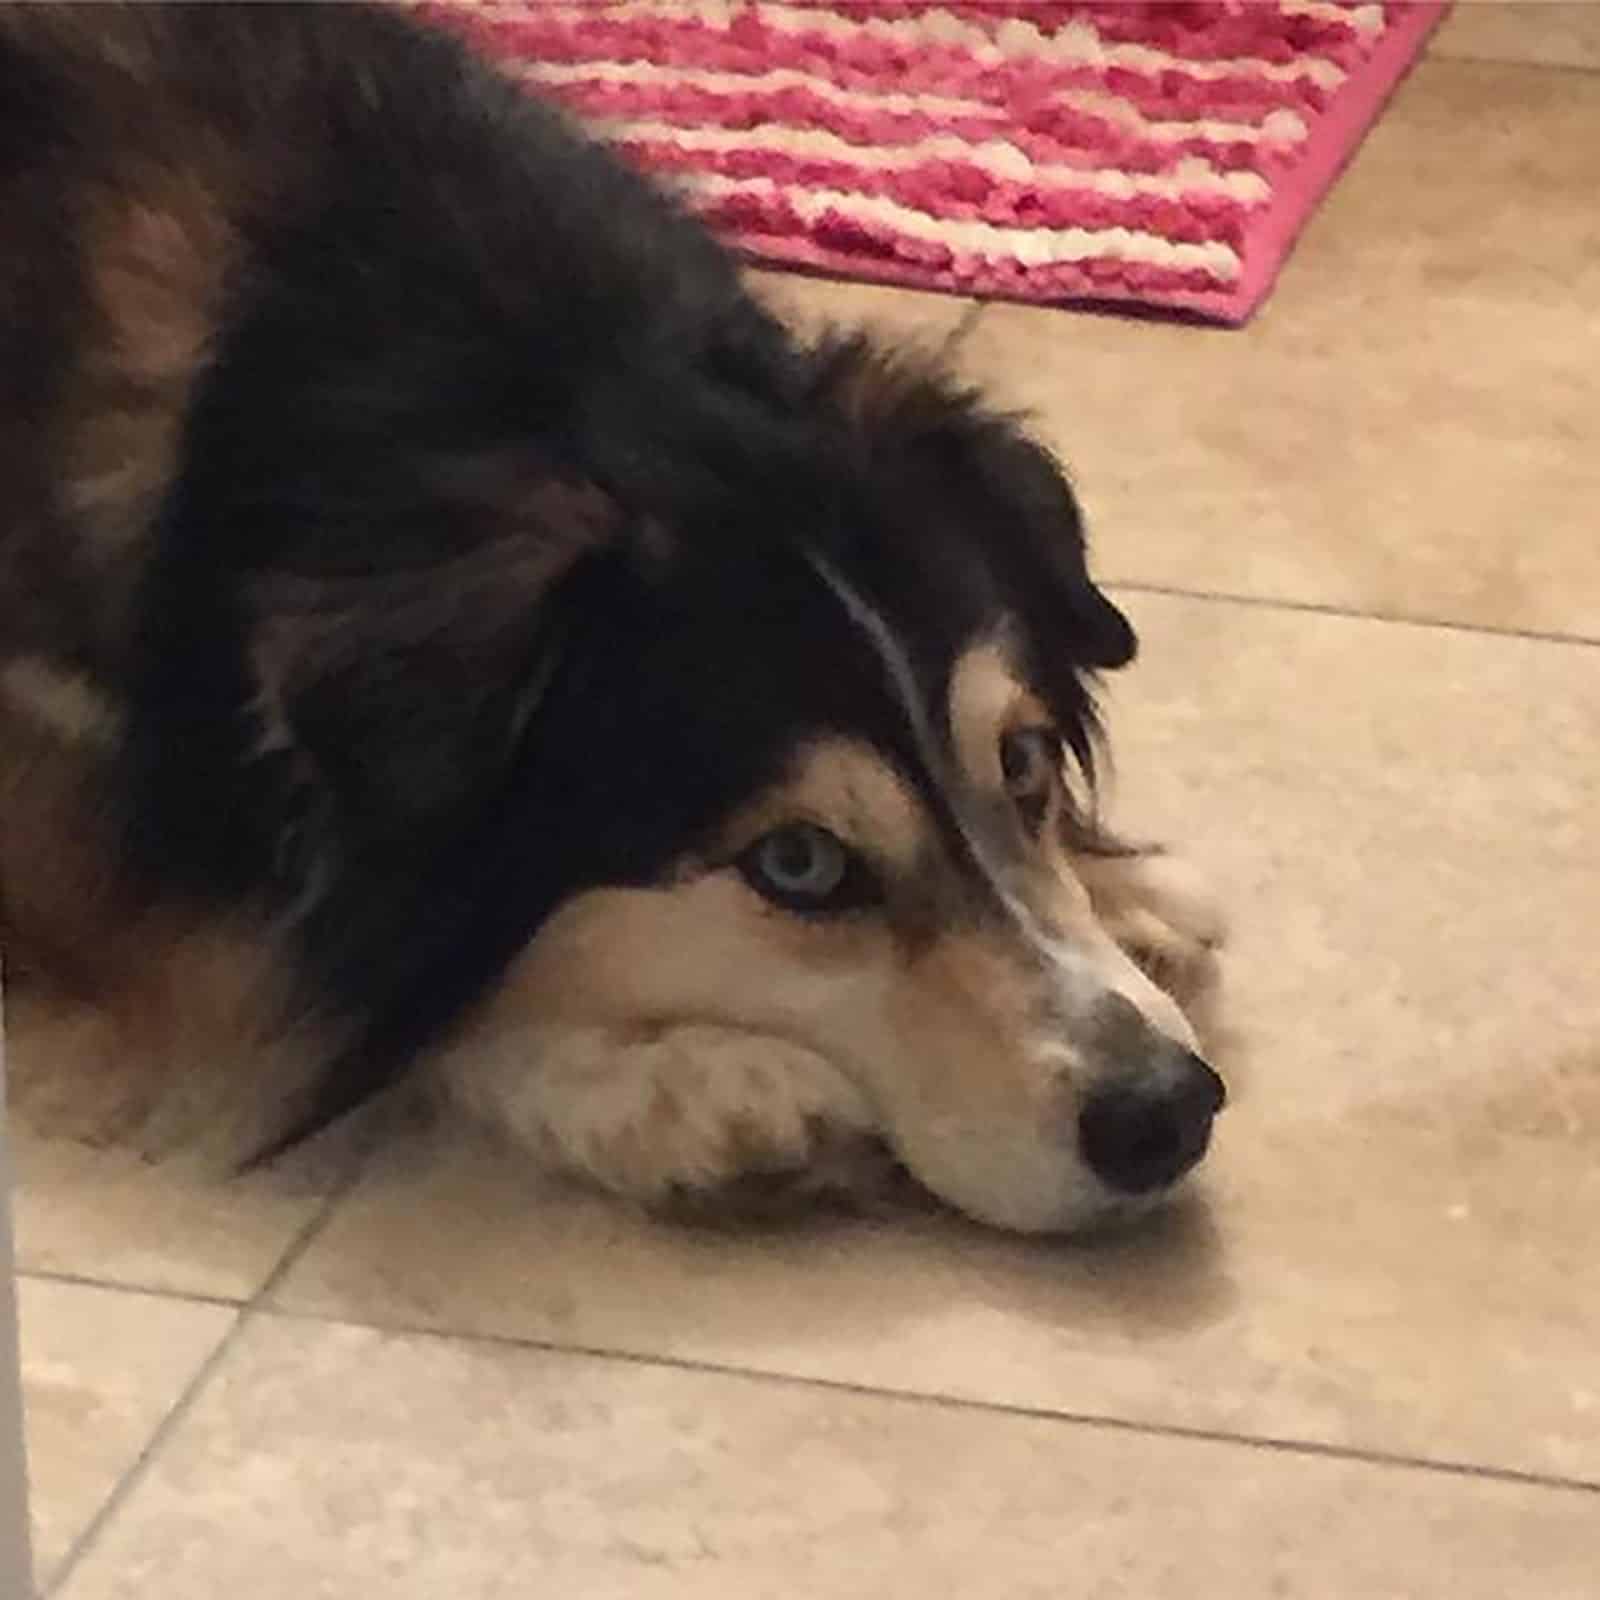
1428,50,1600,80
244,1154,371,1312
17,1266,242,1311
42,1180,358,1596
255,1299,1600,1502
42,1307,246,1597
1101,579,1600,651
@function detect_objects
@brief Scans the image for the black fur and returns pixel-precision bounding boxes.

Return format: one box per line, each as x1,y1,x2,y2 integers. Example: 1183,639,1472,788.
1,3,1138,1154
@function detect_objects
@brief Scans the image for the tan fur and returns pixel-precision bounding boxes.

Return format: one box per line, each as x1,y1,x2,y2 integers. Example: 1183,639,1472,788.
49,172,242,672
945,638,1046,792
7,911,335,1165
0,708,124,990
69,179,232,531
716,739,930,871
0,657,123,751
0,693,329,1164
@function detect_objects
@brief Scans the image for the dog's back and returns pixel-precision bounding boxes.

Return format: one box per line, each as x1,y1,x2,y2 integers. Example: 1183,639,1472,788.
0,2,800,1146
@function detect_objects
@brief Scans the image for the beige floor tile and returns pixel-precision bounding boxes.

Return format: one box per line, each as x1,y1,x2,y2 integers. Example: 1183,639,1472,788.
19,1277,235,1583
957,59,1600,639
53,1315,1600,1600
275,594,1600,1484
1434,2,1600,70
13,1128,342,1302
747,267,975,349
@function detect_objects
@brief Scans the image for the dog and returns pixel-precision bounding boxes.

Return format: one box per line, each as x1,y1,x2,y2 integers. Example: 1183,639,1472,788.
0,3,1226,1235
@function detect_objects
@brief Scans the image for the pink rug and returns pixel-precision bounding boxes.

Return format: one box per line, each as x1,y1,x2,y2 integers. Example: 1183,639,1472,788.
421,2,1449,324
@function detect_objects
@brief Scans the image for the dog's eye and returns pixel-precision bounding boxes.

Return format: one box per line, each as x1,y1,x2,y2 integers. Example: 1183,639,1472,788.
1000,727,1059,799
1000,726,1059,831
738,823,881,914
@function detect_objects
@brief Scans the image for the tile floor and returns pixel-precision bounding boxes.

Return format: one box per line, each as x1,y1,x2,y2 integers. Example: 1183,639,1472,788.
11,8,1600,1595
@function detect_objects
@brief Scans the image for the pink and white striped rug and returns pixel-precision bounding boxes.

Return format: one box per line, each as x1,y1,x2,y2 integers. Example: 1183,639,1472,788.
421,2,1449,324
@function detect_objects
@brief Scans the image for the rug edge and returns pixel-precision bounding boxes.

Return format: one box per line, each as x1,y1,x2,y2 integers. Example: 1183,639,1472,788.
734,2,1455,329
1220,0,1455,325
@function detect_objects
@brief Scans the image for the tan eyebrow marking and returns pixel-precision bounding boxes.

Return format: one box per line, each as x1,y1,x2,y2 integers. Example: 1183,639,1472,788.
718,737,930,876
947,639,1051,795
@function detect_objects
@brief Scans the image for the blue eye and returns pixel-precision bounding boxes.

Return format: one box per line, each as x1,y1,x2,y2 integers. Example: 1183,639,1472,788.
738,824,881,915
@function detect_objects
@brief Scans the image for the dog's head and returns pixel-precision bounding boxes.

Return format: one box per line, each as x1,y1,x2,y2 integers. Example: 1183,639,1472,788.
425,341,1219,1232
236,326,1222,1233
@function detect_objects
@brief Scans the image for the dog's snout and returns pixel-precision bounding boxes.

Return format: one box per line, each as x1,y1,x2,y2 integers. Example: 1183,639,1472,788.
1077,1049,1225,1195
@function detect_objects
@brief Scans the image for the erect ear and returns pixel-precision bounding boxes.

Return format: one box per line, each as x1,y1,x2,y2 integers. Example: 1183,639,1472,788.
244,473,625,872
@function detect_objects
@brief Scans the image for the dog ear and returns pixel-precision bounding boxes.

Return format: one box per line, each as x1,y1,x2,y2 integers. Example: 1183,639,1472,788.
244,471,625,876
571,348,828,542
810,334,1136,671
239,337,823,904
957,422,1138,673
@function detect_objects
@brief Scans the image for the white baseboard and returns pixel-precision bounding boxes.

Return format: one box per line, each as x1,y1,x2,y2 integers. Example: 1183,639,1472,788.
0,976,36,1597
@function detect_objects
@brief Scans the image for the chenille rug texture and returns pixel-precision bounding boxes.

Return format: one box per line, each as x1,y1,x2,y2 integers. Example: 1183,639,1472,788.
422,2,1449,324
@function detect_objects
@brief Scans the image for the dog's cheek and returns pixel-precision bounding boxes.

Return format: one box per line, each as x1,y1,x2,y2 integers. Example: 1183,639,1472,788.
458,875,897,1065
428,877,894,1207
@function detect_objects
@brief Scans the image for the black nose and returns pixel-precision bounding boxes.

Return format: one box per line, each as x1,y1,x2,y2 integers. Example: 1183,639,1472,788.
1078,1052,1226,1195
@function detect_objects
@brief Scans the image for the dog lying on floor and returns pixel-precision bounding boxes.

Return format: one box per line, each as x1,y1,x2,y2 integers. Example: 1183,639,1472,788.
0,3,1226,1234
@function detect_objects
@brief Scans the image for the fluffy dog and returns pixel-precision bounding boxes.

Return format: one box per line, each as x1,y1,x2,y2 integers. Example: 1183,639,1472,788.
0,3,1225,1233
